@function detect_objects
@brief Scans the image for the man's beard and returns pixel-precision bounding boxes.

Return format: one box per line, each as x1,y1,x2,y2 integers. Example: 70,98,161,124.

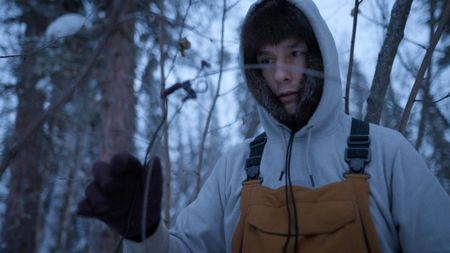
246,56,324,131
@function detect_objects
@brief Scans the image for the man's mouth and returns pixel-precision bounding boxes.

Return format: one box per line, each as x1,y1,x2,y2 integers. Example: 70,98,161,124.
278,91,299,105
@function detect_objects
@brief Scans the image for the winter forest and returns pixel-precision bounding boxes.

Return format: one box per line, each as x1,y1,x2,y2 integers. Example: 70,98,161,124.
0,0,448,252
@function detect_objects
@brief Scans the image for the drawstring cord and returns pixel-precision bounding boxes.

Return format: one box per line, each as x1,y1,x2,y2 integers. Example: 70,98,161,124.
282,133,299,253
306,126,315,187
283,157,292,253
283,125,314,253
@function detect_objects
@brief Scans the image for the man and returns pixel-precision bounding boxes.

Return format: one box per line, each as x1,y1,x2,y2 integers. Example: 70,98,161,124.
78,0,450,252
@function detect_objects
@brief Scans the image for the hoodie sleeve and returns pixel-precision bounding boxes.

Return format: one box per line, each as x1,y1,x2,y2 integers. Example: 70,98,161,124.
122,153,229,253
389,135,450,253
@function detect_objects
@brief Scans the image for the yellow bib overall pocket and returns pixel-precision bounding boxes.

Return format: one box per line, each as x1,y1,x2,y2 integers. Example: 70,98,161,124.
243,201,368,252
232,176,381,253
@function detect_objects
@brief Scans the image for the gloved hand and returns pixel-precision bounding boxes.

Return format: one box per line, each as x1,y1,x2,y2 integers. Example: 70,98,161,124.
77,153,162,242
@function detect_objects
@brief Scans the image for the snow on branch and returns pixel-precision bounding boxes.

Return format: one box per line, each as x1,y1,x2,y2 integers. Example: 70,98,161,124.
45,13,86,39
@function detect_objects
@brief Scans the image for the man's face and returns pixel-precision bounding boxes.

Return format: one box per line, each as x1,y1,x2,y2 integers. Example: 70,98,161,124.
257,38,307,115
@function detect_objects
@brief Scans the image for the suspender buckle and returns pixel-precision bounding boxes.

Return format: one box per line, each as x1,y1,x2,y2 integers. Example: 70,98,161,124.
245,164,261,180
345,155,370,174
345,141,371,174
244,133,267,182
345,119,371,174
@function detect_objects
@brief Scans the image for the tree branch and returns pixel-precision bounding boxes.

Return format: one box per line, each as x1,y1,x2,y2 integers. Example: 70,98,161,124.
195,0,227,197
359,10,445,53
398,0,450,134
345,0,363,114
415,92,450,103
158,0,172,229
0,39,60,59
164,0,194,82
226,0,241,11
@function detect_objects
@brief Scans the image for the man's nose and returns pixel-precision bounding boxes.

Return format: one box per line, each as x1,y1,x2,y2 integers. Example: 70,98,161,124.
273,63,292,83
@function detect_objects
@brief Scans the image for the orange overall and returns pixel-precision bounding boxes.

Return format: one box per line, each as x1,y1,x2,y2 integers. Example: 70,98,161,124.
231,174,382,253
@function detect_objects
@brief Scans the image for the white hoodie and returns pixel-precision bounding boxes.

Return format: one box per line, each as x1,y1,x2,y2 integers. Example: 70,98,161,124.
124,0,450,252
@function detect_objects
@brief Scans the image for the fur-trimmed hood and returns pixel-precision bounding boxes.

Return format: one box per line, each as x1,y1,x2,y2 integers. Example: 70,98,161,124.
240,0,344,139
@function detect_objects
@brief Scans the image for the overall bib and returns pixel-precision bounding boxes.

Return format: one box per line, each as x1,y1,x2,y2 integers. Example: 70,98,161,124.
232,119,382,253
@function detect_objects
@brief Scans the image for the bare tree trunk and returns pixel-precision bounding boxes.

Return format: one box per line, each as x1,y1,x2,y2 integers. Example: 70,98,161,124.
365,0,413,124
87,1,138,252
0,7,49,253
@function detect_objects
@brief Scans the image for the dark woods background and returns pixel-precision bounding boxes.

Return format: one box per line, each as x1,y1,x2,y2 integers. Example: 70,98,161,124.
0,0,448,252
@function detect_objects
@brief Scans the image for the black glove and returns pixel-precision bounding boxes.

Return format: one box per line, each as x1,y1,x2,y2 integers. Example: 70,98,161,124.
77,153,162,242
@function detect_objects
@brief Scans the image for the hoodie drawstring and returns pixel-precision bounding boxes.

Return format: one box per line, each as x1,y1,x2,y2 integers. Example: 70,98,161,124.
279,125,314,253
306,126,316,187
283,132,298,253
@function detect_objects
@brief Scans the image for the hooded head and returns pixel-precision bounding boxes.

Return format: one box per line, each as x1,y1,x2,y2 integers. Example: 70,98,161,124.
240,0,342,134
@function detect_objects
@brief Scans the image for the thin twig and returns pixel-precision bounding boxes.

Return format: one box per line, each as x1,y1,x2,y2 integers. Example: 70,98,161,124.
359,10,445,53
195,0,228,197
132,11,238,44
0,37,67,59
164,0,194,82
345,0,363,114
398,0,450,134
208,111,254,134
155,0,173,230
195,64,330,82
226,0,241,11
219,83,242,97
359,10,387,28
140,0,172,242
415,92,450,104
397,48,419,76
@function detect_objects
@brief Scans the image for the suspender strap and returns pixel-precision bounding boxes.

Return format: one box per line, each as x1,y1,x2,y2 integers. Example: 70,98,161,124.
245,132,267,181
245,119,370,178
345,118,371,174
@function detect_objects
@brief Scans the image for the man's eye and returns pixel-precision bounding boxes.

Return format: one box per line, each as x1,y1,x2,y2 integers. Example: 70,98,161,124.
258,58,273,64
291,50,305,57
